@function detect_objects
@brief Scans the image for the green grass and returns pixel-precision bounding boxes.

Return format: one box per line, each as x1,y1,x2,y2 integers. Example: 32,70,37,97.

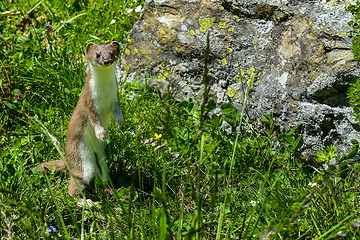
347,2,360,124
1,0,360,239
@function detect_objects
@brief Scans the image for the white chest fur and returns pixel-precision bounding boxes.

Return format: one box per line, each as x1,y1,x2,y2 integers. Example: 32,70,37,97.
89,63,118,129
80,63,118,184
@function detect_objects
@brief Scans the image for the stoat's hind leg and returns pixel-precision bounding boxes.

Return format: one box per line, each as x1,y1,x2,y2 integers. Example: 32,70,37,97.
77,198,95,207
68,174,85,198
68,174,95,207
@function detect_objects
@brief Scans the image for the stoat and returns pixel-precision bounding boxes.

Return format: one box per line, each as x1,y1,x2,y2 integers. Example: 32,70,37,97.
37,42,123,201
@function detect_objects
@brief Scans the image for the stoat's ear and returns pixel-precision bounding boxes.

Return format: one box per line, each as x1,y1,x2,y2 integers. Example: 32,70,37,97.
111,41,120,48
85,42,96,55
111,41,120,56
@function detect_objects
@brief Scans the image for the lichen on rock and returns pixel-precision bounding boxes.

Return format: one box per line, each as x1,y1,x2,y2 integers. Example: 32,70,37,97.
199,17,216,33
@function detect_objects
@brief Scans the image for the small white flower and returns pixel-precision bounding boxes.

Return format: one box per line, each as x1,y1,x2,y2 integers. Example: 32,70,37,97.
135,5,142,13
308,182,318,188
127,8,133,13
250,200,258,207
110,19,116,24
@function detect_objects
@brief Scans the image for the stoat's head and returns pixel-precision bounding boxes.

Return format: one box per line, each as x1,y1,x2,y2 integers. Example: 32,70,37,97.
85,41,120,67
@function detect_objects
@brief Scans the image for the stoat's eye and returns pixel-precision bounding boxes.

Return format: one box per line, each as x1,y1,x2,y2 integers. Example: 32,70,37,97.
96,53,101,58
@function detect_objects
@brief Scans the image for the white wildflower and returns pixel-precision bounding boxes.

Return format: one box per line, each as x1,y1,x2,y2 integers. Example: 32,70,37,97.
135,5,142,13
250,200,258,207
110,19,116,24
127,8,133,14
308,182,318,188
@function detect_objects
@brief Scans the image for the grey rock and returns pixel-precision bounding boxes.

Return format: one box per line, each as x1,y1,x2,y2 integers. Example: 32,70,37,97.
119,0,360,156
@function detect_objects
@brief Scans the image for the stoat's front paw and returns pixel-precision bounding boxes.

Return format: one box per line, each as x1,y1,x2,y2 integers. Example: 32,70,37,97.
94,125,107,141
114,113,124,129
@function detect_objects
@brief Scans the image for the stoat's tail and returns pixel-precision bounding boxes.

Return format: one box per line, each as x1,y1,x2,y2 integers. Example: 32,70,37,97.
37,160,67,173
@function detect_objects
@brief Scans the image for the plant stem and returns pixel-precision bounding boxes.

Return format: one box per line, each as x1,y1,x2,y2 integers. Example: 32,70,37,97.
216,85,250,240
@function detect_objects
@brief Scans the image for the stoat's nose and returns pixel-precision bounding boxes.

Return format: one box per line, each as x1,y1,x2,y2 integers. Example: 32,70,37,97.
103,59,114,65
